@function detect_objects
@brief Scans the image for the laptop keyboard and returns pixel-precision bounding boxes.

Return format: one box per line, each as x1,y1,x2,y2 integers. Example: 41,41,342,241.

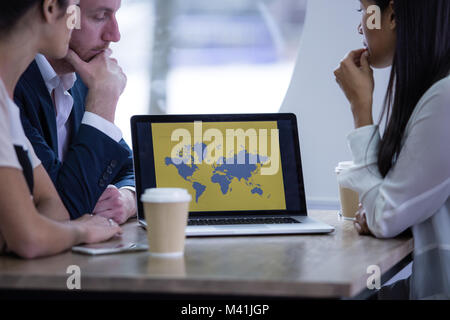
188,217,301,226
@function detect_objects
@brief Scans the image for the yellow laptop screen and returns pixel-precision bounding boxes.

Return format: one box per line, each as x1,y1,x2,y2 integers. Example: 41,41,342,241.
151,121,286,212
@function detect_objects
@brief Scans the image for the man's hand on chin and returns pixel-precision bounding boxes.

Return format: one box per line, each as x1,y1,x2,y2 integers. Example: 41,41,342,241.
92,185,136,225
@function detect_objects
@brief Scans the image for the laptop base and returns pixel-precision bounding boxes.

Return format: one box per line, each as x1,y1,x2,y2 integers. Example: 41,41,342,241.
139,215,335,237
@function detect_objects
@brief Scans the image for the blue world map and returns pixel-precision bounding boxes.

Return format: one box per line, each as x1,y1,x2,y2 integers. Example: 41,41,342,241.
165,143,269,203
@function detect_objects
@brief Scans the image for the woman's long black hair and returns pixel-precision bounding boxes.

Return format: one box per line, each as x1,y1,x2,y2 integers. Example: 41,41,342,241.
373,0,450,177
0,0,69,35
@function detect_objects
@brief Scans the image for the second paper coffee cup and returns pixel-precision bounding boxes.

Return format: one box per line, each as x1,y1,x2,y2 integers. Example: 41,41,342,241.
335,161,359,220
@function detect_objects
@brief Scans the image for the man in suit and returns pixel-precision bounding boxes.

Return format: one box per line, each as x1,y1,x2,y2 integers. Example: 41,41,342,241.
14,0,136,224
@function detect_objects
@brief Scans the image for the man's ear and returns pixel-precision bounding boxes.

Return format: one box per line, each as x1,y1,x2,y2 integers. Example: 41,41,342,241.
389,0,396,30
41,0,59,23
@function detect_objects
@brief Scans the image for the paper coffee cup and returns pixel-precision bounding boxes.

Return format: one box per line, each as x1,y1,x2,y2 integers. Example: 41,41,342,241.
141,188,192,257
335,162,359,221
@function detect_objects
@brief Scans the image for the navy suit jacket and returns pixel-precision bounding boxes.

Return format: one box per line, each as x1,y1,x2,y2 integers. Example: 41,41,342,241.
14,61,135,219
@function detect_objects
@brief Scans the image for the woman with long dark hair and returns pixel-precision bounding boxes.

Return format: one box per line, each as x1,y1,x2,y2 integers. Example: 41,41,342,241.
0,0,122,258
334,0,450,299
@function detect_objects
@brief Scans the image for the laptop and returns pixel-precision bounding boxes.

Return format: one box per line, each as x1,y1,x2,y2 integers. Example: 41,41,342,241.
131,113,334,236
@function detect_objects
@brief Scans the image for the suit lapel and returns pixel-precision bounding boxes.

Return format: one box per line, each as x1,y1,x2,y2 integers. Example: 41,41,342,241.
23,61,59,154
69,77,85,139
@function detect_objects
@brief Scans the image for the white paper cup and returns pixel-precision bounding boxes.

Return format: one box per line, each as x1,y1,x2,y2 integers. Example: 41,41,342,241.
141,188,191,257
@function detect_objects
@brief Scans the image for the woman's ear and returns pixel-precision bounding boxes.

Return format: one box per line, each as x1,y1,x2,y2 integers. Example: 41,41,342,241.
389,0,396,30
41,0,59,23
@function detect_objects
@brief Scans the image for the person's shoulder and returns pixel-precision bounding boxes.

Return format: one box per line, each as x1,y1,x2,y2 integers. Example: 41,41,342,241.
0,79,11,117
16,61,42,87
427,73,450,98
14,61,45,100
0,96,9,130
406,73,450,131
416,73,450,115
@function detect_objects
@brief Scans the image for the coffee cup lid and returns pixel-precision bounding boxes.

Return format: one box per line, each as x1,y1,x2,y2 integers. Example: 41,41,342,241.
335,161,354,173
141,188,192,203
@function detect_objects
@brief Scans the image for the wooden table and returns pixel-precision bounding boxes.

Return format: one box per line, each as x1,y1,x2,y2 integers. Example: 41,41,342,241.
0,211,413,299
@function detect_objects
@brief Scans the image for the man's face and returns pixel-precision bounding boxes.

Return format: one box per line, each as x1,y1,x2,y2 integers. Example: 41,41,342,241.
69,0,122,62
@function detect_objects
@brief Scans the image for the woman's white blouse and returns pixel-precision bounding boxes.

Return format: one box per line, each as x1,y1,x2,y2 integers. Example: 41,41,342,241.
0,79,40,170
338,74,450,299
0,78,41,254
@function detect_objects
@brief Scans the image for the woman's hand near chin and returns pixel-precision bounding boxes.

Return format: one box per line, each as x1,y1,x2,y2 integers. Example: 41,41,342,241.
334,48,375,128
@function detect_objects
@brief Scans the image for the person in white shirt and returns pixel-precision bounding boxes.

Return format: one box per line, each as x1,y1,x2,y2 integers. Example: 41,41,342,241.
334,0,450,299
0,0,122,259
14,0,136,225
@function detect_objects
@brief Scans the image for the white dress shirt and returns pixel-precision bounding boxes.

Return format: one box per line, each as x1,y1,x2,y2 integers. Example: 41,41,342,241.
338,74,450,299
35,54,122,162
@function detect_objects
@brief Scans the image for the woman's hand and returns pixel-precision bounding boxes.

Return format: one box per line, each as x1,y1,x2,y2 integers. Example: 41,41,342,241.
353,205,373,236
71,214,122,245
334,48,375,128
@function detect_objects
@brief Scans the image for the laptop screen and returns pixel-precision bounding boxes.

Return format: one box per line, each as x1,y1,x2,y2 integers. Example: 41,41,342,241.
131,114,307,218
